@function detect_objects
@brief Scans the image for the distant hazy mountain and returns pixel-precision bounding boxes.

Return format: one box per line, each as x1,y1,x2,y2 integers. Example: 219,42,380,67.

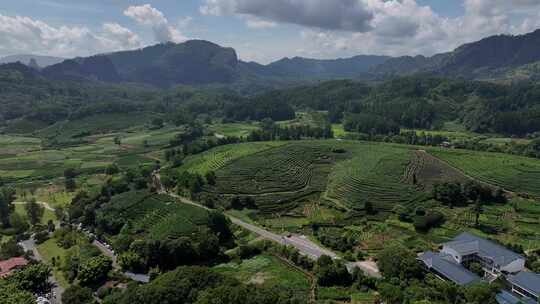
0,54,65,68
261,55,390,79
370,29,540,79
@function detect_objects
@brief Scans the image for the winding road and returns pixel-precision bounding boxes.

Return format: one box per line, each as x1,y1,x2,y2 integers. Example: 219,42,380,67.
154,173,381,278
19,238,64,304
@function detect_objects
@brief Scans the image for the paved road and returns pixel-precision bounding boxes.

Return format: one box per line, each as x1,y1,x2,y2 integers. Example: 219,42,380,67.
92,239,150,283
154,173,381,278
19,238,64,304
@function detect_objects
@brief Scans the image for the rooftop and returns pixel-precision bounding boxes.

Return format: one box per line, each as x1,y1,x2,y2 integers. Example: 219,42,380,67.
496,290,536,304
444,232,524,267
418,251,480,286
0,257,29,278
508,271,540,297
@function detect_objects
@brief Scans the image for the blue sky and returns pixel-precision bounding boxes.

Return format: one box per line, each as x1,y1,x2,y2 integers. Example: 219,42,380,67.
0,0,539,63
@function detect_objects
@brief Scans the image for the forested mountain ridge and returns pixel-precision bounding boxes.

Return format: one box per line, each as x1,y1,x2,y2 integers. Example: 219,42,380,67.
16,28,540,88
371,29,540,80
40,40,390,87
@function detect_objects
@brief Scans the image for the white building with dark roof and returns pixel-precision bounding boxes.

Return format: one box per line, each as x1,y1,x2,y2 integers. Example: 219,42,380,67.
418,251,480,286
441,232,525,276
418,232,539,304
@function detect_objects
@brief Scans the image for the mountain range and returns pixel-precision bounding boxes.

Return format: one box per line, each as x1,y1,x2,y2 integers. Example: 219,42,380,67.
0,54,65,68
41,40,389,87
370,29,540,80
5,28,540,88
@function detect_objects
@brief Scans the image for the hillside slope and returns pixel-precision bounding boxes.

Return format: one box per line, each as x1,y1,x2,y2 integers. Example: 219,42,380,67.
371,29,540,79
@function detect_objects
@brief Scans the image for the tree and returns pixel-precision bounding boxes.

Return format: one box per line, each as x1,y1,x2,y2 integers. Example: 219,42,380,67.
118,251,145,273
47,219,55,232
473,199,484,227
205,171,217,186
105,163,120,175
0,281,34,304
463,283,497,304
7,263,51,293
364,201,374,215
77,256,112,286
470,262,484,276
9,213,29,234
24,199,44,226
314,255,351,286
65,178,77,192
151,118,164,129
64,168,79,179
378,282,404,304
0,187,16,227
63,285,95,304
433,182,466,207
0,239,24,259
377,243,422,281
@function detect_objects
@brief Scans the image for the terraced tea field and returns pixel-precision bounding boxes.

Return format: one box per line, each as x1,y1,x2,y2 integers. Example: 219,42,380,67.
324,143,425,212
37,112,160,144
207,141,349,214
99,191,211,240
430,148,540,197
403,150,470,191
180,141,286,175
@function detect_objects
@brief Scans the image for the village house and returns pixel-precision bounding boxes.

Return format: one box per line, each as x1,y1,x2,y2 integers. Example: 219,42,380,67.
0,256,29,278
418,232,540,304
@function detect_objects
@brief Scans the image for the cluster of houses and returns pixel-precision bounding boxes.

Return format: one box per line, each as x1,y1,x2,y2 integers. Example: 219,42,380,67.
419,232,540,304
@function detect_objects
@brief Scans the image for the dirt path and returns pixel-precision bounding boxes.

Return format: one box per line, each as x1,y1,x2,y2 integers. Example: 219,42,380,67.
12,201,56,211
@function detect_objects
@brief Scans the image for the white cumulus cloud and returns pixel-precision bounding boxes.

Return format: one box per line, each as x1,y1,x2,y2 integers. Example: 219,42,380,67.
124,4,187,43
218,0,540,62
0,14,141,57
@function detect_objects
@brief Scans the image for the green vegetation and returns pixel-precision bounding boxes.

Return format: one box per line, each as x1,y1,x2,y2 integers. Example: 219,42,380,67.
324,142,424,212
214,255,310,297
430,148,540,197
208,122,259,137
97,191,211,240
207,141,347,214
179,141,285,175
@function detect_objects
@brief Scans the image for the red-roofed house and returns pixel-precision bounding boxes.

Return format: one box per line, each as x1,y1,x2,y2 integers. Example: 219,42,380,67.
0,257,29,278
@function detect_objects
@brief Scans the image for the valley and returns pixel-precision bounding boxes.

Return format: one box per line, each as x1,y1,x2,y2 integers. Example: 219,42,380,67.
0,11,540,304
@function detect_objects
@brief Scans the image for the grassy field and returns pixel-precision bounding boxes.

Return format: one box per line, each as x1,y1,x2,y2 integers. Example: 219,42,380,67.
429,148,540,197
37,234,103,289
37,239,70,288
214,254,310,297
37,112,160,143
0,134,41,153
14,203,56,225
